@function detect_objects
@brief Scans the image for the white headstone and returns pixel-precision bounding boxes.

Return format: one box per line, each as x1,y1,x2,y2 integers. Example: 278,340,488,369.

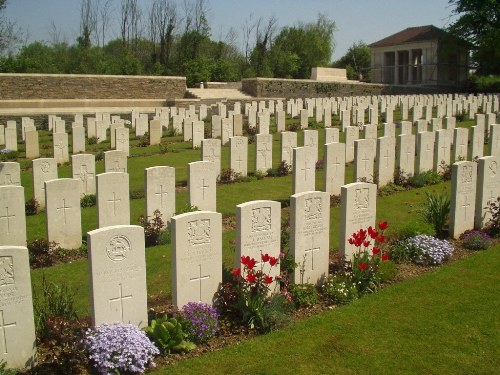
149,119,162,146
202,139,221,177
416,132,435,173
475,156,500,229
324,142,345,196
72,126,86,154
0,162,20,186
115,127,130,157
97,172,130,228
290,191,330,284
72,154,96,196
345,126,359,163
0,186,26,246
324,128,340,144
88,225,148,327
354,139,376,182
450,161,477,239
145,166,175,224
434,129,452,173
340,182,377,261
4,127,17,151
452,127,468,161
303,129,319,163
25,130,40,159
171,211,222,308
33,158,58,208
397,134,415,177
281,132,297,168
255,134,273,174
376,136,396,186
230,136,248,176
188,161,216,211
45,178,82,249
104,150,127,173
53,132,69,164
0,246,36,369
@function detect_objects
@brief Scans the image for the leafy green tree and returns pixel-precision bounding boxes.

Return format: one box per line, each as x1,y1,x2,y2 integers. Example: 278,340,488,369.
448,0,500,74
0,0,20,55
269,14,336,79
333,41,371,81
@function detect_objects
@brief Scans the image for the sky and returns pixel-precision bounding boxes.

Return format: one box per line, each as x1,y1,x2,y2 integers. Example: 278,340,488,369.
4,0,457,60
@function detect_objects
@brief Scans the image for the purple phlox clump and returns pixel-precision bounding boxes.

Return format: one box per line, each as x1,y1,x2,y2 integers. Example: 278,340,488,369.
180,302,219,344
404,235,454,265
84,322,159,375
0,149,12,154
460,230,491,250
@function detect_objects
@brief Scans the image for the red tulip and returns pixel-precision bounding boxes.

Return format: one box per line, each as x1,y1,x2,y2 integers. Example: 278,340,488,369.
358,262,368,270
363,240,371,248
269,257,278,266
246,258,257,269
264,276,273,284
241,255,250,266
377,235,385,243
246,273,256,283
231,268,241,277
378,221,389,231
382,253,389,261
261,253,270,263
372,247,380,255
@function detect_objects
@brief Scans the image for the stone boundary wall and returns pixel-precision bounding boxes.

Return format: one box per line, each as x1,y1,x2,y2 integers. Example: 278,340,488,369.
241,77,460,98
0,73,186,100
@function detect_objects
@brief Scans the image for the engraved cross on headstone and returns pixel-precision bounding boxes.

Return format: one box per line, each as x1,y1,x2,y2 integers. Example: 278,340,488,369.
199,178,209,199
383,149,391,166
55,140,65,157
108,192,121,215
0,310,16,354
304,237,320,271
190,264,210,302
462,195,471,220
362,153,371,170
405,146,413,163
2,173,18,186
301,158,311,181
76,164,94,192
258,141,271,165
109,283,132,323
155,184,169,207
0,207,15,234
56,198,71,225
334,156,341,172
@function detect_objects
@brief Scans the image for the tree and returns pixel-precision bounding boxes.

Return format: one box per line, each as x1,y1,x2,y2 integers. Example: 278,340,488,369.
78,0,97,49
333,41,371,81
448,0,500,75
0,0,21,55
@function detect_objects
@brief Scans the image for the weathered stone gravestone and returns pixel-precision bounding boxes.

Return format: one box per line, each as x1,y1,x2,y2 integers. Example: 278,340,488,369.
88,225,148,328
471,125,484,160
72,154,96,197
450,161,477,239
230,136,248,177
258,112,270,134
236,200,281,291
104,150,127,173
324,142,345,196
324,128,339,144
281,131,297,168
255,134,273,174
115,127,129,157
340,182,377,261
293,147,316,194
33,158,58,208
188,161,216,211
434,129,452,173
233,114,243,136
397,133,415,177
72,126,86,155
300,109,308,129
475,156,500,229
211,115,222,138
97,172,130,228
363,124,377,139
303,129,319,163
290,191,330,285
53,132,69,164
171,211,222,308
202,139,221,177
354,139,376,182
376,136,395,186
25,130,40,159
0,246,36,369
452,127,469,161
87,117,96,138
45,178,82,249
0,162,20,186
145,166,175,223
192,121,205,149
275,111,286,132
135,115,148,137
345,126,359,163
489,124,500,160
0,186,26,246
416,131,435,173
149,119,162,146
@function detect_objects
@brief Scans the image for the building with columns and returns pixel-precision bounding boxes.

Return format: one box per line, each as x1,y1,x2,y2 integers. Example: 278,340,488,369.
369,25,469,87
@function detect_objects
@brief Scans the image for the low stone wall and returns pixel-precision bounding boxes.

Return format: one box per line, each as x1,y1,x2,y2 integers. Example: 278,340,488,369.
241,77,459,98
0,73,186,100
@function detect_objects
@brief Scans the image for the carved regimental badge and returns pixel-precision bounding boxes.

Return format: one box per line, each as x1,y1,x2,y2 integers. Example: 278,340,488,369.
188,219,211,246
251,207,271,232
354,188,369,210
461,165,473,183
0,257,14,286
106,235,131,262
305,198,322,221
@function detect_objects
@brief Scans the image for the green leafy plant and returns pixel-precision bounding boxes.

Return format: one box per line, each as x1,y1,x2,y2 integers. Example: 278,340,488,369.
138,209,165,247
25,197,40,216
137,131,150,147
485,197,500,237
267,161,291,177
409,170,442,187
217,168,241,184
27,238,58,268
288,283,319,308
145,315,196,354
259,293,293,333
33,274,78,340
0,359,17,375
418,192,450,237
87,136,97,145
80,194,96,208
320,274,358,305
129,188,145,199
175,203,199,215
460,230,491,250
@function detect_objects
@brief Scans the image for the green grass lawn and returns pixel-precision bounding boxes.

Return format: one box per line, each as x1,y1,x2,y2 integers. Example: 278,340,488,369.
153,247,500,375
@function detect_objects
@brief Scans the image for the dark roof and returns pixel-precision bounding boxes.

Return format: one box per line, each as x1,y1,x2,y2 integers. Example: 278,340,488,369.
369,25,451,48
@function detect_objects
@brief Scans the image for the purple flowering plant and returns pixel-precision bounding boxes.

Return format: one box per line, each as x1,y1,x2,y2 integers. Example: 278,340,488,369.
460,230,491,250
84,323,159,375
179,302,219,344
403,235,454,265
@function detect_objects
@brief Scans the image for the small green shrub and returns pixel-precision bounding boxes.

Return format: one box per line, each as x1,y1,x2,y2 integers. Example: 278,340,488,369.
80,194,96,208
409,170,442,187
87,136,97,145
485,197,500,237
288,283,319,308
33,274,78,339
267,161,291,177
418,192,450,237
25,197,40,216
94,151,104,161
145,316,196,354
137,131,150,147
259,293,293,333
28,238,58,268
217,168,241,184
138,209,165,247
378,260,398,282
320,274,358,305
175,203,199,215
392,220,434,241
129,189,145,199
0,149,19,161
